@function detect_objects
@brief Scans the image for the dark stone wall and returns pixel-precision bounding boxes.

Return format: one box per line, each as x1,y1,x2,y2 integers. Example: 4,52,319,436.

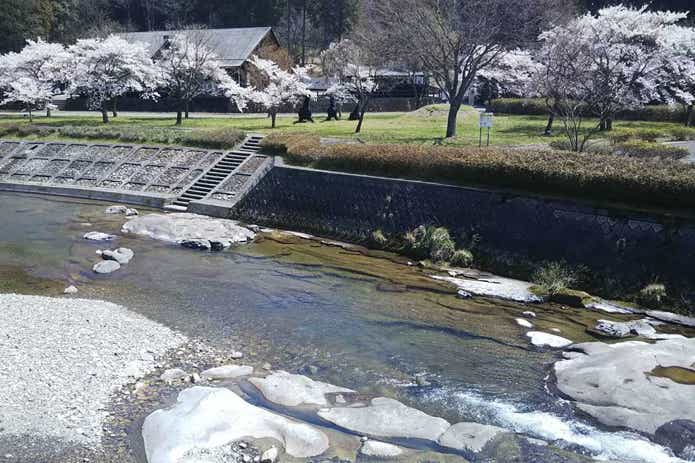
232,165,695,291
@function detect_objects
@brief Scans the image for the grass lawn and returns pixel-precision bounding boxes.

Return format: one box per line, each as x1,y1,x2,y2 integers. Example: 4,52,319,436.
0,105,690,147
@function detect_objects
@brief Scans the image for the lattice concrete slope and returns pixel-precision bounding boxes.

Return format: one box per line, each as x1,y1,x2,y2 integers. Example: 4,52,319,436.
0,138,269,209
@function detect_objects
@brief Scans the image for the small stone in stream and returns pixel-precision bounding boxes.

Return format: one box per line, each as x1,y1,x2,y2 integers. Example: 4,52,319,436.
360,440,403,457
550,328,561,333
457,290,472,299
180,239,212,251
63,285,78,295
209,240,232,251
515,318,533,328
593,319,657,339
201,365,254,380
101,248,134,264
654,420,695,461
526,331,573,348
260,446,278,463
84,231,117,241
160,368,188,384
335,394,347,404
93,260,121,274
262,363,272,371
307,365,319,375
230,351,244,359
522,311,536,318
415,375,431,387
191,373,201,383
105,205,138,216
238,442,248,449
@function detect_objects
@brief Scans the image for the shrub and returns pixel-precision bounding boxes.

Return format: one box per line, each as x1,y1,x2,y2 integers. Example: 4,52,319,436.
669,127,695,141
425,227,456,262
631,129,665,142
614,141,689,160
450,249,474,267
488,98,548,115
370,229,388,248
638,283,667,308
264,133,695,211
179,128,245,149
532,262,577,296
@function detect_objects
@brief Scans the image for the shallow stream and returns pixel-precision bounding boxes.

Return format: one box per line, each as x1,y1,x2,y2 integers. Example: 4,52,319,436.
1,192,692,463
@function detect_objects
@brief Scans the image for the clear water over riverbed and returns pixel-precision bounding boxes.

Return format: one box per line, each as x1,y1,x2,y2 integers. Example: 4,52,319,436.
0,192,691,463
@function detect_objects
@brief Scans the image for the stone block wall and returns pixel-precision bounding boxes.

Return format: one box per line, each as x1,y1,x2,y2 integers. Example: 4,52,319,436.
232,164,695,290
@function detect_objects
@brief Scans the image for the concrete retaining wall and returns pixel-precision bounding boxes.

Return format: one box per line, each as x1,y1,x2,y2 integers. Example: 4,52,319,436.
231,162,695,290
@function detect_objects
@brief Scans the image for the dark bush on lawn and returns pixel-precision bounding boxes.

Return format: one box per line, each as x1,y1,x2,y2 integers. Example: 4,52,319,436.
179,129,245,149
489,98,686,123
262,133,695,211
614,141,689,160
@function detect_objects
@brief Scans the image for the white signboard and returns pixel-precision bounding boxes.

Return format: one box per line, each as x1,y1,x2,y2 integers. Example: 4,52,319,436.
479,112,494,128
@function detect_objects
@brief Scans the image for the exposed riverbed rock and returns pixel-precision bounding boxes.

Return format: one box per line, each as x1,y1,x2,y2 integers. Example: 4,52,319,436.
100,247,134,264
646,310,695,328
555,338,695,435
317,397,450,441
105,205,138,216
438,422,509,453
592,319,656,338
122,213,255,250
92,260,121,274
142,386,329,463
526,331,573,348
432,273,542,303
360,440,404,458
201,364,254,380
250,371,355,407
84,231,117,241
63,285,78,294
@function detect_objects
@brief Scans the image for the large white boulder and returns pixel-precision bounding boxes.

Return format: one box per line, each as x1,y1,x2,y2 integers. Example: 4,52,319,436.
317,397,450,442
142,387,329,463
122,213,255,249
438,422,508,453
93,260,121,274
526,331,573,348
249,371,355,407
555,337,695,435
432,274,542,303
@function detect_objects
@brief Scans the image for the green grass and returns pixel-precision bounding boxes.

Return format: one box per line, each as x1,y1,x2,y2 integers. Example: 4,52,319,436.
1,106,690,147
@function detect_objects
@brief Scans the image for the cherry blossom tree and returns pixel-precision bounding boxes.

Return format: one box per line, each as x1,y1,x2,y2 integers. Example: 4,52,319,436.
156,30,249,125
0,39,69,121
66,35,161,123
248,56,312,128
476,49,539,104
320,39,377,133
533,5,694,151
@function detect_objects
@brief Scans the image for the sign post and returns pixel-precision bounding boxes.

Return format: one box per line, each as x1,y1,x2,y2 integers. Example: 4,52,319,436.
479,112,493,147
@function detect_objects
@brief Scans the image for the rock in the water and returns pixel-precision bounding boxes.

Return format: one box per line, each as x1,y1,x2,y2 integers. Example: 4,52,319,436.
105,205,138,216
101,247,134,264
432,274,542,303
201,365,253,380
260,446,279,463
93,260,121,274
160,368,188,384
84,231,117,241
457,290,472,299
250,371,354,407
526,331,573,348
522,311,536,318
230,351,244,359
555,337,695,435
646,310,695,328
585,300,634,314
438,422,508,453
180,239,212,251
593,319,656,339
318,397,450,441
142,387,329,463
360,440,403,457
63,285,78,295
122,213,255,250
654,420,695,461
515,318,533,328
548,289,594,308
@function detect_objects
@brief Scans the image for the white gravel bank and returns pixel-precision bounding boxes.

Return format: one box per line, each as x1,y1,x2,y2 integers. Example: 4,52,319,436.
0,294,186,445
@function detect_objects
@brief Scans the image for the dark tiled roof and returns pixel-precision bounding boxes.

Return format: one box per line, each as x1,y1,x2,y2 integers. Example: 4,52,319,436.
118,27,274,68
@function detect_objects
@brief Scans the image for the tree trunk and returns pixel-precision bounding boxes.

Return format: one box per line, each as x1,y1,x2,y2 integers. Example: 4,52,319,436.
28,106,33,123
112,98,118,118
271,111,277,128
101,102,109,123
686,104,693,127
446,102,461,138
176,110,183,125
185,101,189,119
544,113,554,136
355,99,369,134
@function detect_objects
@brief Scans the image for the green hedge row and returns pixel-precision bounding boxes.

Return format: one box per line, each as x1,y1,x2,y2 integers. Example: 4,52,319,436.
489,98,688,123
263,133,695,212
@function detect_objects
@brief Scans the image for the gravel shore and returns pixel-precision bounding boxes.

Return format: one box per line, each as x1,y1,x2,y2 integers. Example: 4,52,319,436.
0,293,186,447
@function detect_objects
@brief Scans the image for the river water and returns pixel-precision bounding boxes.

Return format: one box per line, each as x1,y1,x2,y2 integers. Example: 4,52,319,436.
0,192,688,463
